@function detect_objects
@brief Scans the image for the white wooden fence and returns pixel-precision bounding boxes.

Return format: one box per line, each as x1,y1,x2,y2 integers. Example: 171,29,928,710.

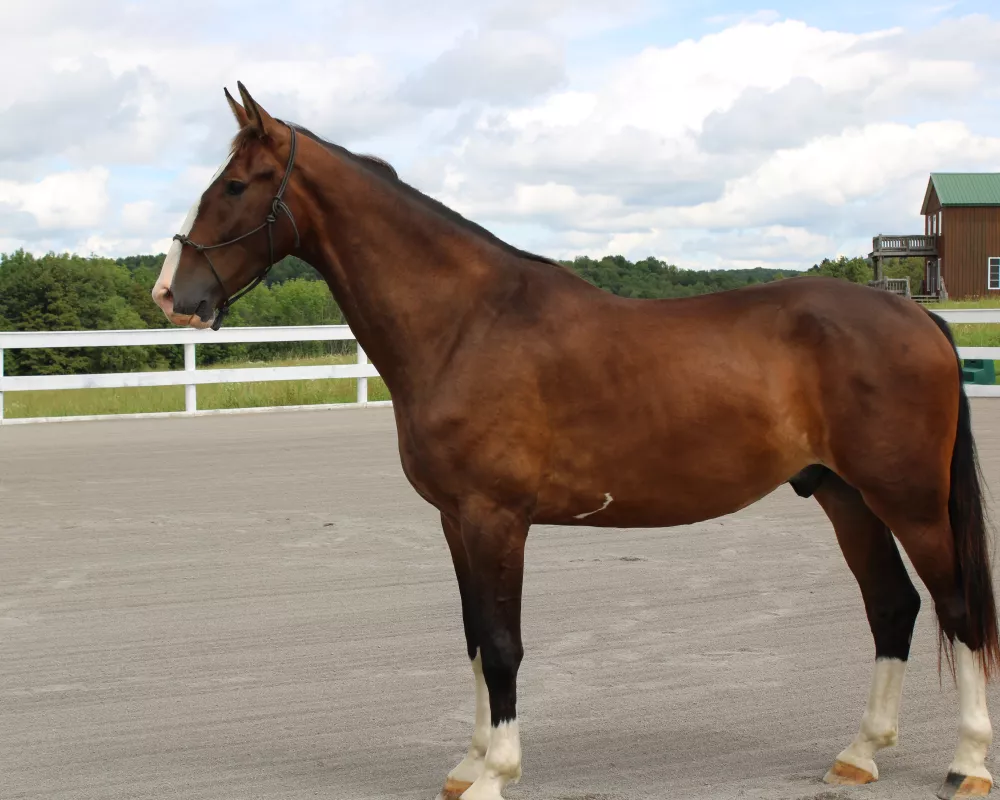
0,309,998,424
922,309,1000,398
0,325,385,425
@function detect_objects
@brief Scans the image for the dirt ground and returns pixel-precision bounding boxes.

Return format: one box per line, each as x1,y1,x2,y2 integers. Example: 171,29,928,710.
2,403,1000,800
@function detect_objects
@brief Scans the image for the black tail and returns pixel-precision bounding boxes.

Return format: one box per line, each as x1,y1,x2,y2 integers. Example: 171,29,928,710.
925,309,1000,680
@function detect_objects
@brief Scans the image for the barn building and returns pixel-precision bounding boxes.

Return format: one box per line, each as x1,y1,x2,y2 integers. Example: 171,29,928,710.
869,173,1000,301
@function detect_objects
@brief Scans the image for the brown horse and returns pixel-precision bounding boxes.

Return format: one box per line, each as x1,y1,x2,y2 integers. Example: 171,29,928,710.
153,83,999,800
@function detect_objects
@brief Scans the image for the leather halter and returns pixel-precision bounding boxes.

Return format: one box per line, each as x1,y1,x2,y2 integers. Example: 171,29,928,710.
172,124,300,331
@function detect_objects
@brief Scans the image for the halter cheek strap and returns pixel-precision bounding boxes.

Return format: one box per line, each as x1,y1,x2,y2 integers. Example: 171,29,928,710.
172,124,300,331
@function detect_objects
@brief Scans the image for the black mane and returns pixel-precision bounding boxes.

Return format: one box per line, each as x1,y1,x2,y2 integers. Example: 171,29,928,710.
283,121,564,271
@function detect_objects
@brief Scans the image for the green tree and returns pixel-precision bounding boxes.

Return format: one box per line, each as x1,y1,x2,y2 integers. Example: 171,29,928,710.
265,255,322,285
0,250,175,376
807,256,873,284
197,279,346,365
562,254,799,298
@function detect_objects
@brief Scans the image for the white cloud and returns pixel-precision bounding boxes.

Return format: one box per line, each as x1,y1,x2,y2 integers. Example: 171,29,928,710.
2,2,1000,270
0,57,154,166
679,122,1000,230
0,168,109,230
120,200,157,232
409,15,1000,265
400,28,566,107
682,225,837,261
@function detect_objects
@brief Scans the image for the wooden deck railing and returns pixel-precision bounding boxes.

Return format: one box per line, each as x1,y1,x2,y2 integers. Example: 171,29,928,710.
871,235,938,256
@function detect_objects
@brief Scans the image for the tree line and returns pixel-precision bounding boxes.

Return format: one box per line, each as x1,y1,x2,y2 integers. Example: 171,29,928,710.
0,248,909,376
0,250,343,376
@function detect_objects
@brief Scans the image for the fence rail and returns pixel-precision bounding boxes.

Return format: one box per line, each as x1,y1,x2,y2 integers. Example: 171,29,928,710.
1,311,999,424
0,325,382,424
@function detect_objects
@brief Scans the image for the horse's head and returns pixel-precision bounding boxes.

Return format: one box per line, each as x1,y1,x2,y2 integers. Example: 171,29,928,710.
152,83,302,329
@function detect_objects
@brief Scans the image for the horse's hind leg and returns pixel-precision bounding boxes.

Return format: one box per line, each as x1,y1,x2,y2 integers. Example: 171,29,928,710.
811,472,921,786
861,492,995,799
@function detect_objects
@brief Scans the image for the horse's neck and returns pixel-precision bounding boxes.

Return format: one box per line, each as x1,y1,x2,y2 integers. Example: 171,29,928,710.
300,161,505,398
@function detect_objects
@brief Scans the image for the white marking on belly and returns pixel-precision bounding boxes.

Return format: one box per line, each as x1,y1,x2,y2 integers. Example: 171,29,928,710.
948,641,993,781
834,657,906,779
154,151,235,293
575,492,613,519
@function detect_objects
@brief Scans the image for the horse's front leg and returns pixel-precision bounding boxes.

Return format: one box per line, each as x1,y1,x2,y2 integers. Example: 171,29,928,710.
439,503,529,800
439,513,491,800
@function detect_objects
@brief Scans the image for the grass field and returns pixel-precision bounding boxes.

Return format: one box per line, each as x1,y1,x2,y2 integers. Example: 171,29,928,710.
3,305,999,420
928,298,1000,309
926,301,1000,371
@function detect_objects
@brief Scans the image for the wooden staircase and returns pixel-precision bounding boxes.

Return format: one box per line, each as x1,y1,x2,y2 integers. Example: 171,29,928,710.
867,234,947,304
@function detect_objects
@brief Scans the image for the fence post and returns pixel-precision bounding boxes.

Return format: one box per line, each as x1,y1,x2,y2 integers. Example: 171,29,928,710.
357,342,368,405
184,342,197,414
0,347,4,424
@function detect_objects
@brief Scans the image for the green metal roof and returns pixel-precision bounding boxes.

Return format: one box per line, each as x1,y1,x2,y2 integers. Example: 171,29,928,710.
922,173,1000,213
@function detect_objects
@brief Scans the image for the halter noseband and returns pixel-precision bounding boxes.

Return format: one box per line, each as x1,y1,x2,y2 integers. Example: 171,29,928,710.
172,124,300,331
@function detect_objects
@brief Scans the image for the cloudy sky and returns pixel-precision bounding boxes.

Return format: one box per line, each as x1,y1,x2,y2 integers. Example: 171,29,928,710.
2,0,1000,271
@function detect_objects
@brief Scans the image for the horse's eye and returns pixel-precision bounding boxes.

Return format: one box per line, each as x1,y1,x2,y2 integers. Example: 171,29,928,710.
226,180,246,196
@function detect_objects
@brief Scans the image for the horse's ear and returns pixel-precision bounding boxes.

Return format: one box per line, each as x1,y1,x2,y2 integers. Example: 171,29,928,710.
236,81,277,139
224,87,250,128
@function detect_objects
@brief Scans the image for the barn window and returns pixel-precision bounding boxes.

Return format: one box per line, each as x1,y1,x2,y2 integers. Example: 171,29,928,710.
990,257,1000,291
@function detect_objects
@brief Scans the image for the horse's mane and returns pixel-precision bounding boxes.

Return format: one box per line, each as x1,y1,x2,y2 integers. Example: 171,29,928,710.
231,121,566,271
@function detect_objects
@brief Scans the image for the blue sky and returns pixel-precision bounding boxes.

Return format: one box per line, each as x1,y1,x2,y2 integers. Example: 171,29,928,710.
2,0,999,271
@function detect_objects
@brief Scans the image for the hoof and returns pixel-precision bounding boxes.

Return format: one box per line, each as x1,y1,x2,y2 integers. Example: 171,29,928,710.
938,772,992,799
824,760,877,786
438,778,473,800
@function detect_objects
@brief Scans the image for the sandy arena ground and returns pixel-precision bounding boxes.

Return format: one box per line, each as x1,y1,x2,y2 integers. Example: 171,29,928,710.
2,403,1000,799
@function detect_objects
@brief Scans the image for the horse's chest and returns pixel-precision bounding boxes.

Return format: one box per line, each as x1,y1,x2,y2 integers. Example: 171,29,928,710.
394,425,459,512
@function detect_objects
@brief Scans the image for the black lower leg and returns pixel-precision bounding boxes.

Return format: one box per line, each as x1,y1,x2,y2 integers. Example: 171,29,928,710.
462,505,529,727
815,474,921,660
480,630,523,726
868,572,922,661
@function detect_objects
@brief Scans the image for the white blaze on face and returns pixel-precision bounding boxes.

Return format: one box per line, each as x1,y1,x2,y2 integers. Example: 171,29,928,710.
157,202,199,294
152,151,235,326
